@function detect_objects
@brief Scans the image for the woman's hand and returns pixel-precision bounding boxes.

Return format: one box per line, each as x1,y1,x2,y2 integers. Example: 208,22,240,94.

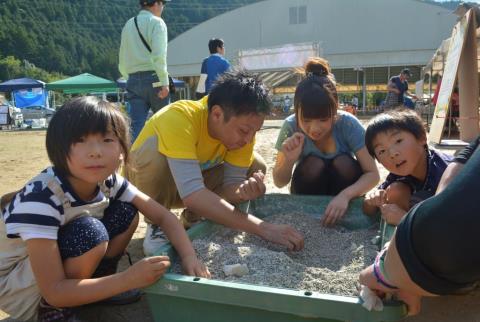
281,132,305,163
322,193,350,226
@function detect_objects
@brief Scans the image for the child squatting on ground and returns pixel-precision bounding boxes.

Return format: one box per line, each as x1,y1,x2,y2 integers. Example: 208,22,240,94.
272,57,379,226
359,137,480,316
0,96,210,321
362,109,453,225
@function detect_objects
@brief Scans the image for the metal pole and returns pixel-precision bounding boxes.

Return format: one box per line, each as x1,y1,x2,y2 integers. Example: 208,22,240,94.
362,69,367,112
428,66,433,127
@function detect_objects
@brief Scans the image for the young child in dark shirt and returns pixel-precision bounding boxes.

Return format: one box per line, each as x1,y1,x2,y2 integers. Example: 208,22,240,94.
363,109,453,225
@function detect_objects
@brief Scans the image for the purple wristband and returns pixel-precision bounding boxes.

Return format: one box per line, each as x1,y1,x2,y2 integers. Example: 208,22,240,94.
373,248,398,290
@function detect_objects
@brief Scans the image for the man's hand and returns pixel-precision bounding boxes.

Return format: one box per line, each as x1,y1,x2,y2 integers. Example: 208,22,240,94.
157,86,169,99
236,171,266,201
281,132,305,163
259,221,304,251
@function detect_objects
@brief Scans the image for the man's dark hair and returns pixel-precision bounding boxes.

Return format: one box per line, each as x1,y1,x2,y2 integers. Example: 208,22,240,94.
46,96,131,176
140,0,167,7
365,108,426,158
208,38,224,54
208,69,271,121
401,68,412,77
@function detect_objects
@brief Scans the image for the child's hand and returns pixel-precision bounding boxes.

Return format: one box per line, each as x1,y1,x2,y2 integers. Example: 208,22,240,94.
237,171,266,201
365,189,387,208
126,256,171,289
380,204,407,225
259,221,304,251
322,193,350,226
359,264,392,295
181,254,211,278
281,132,305,163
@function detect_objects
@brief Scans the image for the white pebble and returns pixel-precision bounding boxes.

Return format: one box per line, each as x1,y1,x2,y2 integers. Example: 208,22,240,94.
223,263,249,277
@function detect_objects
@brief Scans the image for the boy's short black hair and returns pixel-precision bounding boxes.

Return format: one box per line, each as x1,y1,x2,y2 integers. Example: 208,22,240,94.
365,108,426,158
207,69,271,121
208,38,224,54
46,96,130,176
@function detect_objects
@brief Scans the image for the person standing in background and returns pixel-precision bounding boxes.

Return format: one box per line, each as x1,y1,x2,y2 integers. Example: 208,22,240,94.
351,95,358,109
119,0,171,142
196,38,231,99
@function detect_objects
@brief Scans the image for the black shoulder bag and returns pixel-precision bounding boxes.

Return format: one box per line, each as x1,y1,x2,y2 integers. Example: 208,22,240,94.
134,17,175,94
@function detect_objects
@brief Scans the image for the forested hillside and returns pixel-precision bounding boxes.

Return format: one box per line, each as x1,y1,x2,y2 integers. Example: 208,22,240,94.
0,0,470,82
0,0,259,81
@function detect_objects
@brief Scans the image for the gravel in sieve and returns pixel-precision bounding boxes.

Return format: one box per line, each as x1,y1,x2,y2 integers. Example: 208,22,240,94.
172,213,379,297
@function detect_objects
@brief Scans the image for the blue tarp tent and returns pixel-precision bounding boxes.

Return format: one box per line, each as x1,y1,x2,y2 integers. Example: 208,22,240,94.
14,88,49,108
0,78,48,108
0,78,45,92
116,77,185,89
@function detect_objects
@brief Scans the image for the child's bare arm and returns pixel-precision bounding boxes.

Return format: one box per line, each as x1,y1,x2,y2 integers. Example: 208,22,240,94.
385,182,411,211
26,239,169,307
132,191,210,278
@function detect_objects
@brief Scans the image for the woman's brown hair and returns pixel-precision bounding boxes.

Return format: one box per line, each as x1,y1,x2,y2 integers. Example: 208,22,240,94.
294,57,338,120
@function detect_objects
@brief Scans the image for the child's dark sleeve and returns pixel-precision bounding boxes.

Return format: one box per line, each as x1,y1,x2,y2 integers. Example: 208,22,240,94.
453,136,480,164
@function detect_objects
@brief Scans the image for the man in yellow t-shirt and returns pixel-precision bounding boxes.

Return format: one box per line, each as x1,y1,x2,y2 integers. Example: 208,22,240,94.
127,70,304,256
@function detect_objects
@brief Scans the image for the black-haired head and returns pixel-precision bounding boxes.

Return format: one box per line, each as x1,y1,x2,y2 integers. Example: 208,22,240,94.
208,68,271,121
46,96,130,176
365,108,426,158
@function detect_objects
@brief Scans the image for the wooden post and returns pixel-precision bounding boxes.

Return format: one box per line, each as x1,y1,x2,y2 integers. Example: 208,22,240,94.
457,9,479,141
428,10,475,144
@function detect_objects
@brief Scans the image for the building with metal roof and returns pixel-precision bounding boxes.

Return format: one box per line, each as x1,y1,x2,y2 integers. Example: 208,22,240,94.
167,0,457,106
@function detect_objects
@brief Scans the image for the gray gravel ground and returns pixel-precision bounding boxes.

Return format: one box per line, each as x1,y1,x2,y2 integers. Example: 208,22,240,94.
173,213,378,297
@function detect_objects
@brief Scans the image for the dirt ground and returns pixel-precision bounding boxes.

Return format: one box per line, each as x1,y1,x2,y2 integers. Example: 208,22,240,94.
1,123,479,322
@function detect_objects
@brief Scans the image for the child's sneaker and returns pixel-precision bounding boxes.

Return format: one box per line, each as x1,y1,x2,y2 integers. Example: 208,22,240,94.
179,209,203,230
143,224,169,256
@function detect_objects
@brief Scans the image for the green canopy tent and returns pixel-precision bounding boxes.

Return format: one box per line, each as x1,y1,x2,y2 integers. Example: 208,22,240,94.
46,73,117,94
